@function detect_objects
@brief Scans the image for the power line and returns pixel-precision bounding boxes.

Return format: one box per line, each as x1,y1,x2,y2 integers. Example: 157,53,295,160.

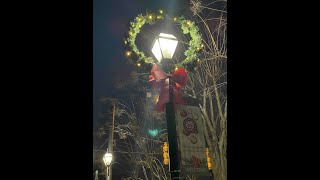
93,150,161,155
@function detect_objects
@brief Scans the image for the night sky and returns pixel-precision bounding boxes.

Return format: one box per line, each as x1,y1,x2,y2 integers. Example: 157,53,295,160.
93,0,190,128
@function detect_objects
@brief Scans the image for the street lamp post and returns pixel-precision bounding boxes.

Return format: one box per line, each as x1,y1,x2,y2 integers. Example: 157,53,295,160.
108,100,115,179
103,149,113,180
152,33,180,179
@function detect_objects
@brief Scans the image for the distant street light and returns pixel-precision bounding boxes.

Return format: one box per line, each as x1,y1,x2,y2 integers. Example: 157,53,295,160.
103,149,113,180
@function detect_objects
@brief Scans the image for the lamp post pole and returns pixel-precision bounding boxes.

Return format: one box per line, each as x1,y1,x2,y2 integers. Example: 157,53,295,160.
151,33,180,179
105,165,110,180
166,76,180,179
95,170,99,180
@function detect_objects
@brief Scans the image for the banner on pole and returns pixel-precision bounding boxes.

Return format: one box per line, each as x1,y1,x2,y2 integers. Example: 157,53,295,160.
176,104,209,176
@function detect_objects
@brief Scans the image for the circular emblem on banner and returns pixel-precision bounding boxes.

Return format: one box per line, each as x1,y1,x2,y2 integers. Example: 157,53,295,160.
183,118,198,136
180,110,187,117
190,135,198,144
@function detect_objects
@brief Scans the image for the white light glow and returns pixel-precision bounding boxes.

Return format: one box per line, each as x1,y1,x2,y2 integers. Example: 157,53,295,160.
159,33,176,39
103,152,113,166
151,33,178,62
152,39,162,62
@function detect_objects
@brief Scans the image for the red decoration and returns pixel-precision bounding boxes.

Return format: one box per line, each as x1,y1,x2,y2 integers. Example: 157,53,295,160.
191,155,201,168
183,118,198,136
180,110,187,117
149,64,188,112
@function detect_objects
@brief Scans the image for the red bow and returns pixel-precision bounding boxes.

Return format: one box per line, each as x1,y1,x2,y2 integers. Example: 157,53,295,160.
149,64,188,112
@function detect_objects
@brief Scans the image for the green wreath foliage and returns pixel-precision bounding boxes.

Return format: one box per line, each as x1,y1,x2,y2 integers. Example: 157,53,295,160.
125,10,203,70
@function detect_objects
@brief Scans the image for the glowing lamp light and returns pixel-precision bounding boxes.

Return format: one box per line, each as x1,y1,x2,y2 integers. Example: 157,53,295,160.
137,63,141,67
151,33,178,62
103,152,113,166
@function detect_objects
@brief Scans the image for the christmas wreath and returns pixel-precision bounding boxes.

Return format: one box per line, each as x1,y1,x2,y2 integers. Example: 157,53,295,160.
124,10,203,71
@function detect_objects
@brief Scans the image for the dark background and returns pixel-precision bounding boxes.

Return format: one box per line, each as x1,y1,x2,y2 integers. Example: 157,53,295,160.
2,0,316,180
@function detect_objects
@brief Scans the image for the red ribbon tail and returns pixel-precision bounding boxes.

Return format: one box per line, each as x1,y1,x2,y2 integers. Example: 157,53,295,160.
156,86,169,112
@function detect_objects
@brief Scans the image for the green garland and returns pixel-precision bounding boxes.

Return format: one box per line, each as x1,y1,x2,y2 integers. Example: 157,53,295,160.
124,10,203,70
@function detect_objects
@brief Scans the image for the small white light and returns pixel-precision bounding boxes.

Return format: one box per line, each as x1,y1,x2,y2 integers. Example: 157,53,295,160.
103,152,113,166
